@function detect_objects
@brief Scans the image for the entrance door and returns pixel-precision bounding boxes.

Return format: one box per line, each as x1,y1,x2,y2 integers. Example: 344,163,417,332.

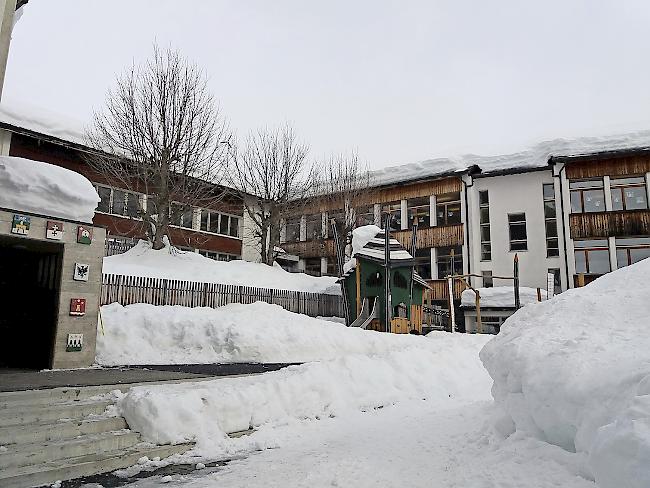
0,235,63,370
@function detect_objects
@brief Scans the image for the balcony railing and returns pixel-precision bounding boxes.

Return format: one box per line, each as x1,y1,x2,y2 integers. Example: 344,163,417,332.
394,224,464,249
569,209,650,239
426,279,466,301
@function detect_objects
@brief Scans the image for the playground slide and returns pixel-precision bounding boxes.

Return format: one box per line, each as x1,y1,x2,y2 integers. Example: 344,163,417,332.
350,298,378,329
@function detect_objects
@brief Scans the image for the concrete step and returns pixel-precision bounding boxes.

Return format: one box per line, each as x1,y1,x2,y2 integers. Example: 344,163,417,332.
0,400,112,427
0,442,194,488
0,430,140,469
0,416,128,445
0,385,124,409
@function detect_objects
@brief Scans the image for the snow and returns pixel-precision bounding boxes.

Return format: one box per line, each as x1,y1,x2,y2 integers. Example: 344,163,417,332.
480,258,650,488
97,301,476,366
118,331,491,452
342,224,381,273
461,286,547,308
0,155,99,222
102,240,338,294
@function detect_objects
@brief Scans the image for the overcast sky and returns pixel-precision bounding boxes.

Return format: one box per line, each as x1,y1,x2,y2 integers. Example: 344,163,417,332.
4,0,650,169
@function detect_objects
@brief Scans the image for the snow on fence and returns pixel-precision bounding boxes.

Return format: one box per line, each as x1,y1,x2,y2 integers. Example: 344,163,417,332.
101,274,345,318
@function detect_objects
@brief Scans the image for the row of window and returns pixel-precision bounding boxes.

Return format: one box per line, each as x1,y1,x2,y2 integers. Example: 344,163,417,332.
94,184,241,238
574,237,650,274
569,176,648,214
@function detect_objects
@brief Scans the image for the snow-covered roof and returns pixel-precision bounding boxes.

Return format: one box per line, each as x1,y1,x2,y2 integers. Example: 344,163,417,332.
461,286,547,309
353,229,413,265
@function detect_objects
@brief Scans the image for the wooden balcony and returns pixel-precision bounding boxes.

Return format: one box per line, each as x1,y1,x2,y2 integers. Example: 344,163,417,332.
280,239,336,258
569,210,650,239
394,224,464,249
426,279,466,301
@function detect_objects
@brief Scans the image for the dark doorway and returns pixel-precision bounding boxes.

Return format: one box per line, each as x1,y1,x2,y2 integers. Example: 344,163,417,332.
0,235,63,370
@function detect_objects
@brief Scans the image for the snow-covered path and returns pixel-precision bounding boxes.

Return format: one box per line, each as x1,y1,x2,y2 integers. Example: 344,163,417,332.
123,400,595,488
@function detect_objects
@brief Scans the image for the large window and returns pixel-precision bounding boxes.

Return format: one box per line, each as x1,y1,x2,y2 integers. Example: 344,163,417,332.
414,248,432,280
508,213,527,251
383,201,402,229
615,237,650,268
479,190,491,260
408,197,430,228
305,213,323,241
356,206,375,227
611,177,648,211
94,184,141,218
285,217,301,243
436,246,463,278
199,210,240,238
436,192,461,226
543,184,559,257
574,239,610,274
570,179,605,213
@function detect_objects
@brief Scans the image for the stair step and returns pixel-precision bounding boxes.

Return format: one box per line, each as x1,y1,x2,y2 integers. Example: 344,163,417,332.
0,430,141,469
0,400,112,427
0,416,128,446
0,442,194,488
0,385,124,409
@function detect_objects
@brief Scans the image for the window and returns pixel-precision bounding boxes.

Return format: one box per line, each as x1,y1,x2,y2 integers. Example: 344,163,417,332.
436,193,461,226
414,248,432,280
382,201,402,229
610,177,648,211
574,239,610,274
285,217,301,243
436,246,463,278
305,213,323,241
199,210,239,238
548,268,561,295
180,208,194,229
543,184,559,257
170,203,193,229
304,258,322,277
408,197,430,228
94,184,142,218
327,210,345,238
570,179,605,213
356,206,375,226
326,259,337,277
479,190,491,260
615,237,650,268
508,213,527,251
96,186,111,213
394,302,408,318
366,271,383,287
482,270,493,288
198,250,240,261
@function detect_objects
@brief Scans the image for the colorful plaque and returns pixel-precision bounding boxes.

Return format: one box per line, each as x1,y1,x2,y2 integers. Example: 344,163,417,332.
73,263,90,282
11,215,30,235
76,225,93,245
46,220,64,240
66,334,83,352
69,298,86,316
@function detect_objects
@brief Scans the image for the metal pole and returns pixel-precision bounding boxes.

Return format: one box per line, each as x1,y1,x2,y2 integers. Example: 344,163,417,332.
447,276,455,332
475,289,482,334
514,253,520,309
384,214,392,333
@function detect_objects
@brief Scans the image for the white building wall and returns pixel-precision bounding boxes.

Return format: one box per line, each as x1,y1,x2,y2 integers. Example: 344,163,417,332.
241,195,262,263
467,170,566,291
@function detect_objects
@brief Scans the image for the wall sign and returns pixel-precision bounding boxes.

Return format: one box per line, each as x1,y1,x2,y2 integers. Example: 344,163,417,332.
46,220,64,240
66,333,83,352
77,225,93,245
73,263,90,282
70,298,86,316
11,214,30,235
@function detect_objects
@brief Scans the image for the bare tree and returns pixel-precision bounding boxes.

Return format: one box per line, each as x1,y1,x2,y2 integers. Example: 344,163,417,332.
85,46,232,250
314,152,373,256
229,125,314,265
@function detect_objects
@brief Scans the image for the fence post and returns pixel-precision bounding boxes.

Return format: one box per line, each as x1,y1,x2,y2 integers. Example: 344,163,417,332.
163,279,168,306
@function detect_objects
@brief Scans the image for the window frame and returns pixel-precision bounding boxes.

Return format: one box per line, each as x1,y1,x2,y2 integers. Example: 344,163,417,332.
508,212,528,251
479,190,491,261
569,179,606,214
573,239,610,275
407,197,431,229
615,236,650,268
94,184,143,220
435,192,462,226
542,183,559,257
610,176,648,211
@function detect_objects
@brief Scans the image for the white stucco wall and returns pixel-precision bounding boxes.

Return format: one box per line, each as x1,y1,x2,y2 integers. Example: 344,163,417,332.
241,195,262,263
466,170,567,291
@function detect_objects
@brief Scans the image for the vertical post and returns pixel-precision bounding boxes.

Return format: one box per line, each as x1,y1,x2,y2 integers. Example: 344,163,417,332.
384,214,392,333
355,259,361,317
536,287,542,302
514,253,520,309
408,224,417,304
331,220,351,326
475,289,482,334
447,277,455,332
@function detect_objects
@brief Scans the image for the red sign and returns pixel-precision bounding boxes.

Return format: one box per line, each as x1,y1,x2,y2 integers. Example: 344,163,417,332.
70,298,86,316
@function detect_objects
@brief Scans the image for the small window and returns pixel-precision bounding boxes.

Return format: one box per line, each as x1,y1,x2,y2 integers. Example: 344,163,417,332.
366,271,383,288
610,177,648,211
219,214,229,235
482,270,493,288
408,197,430,228
305,214,323,241
569,179,605,213
126,193,140,218
543,184,559,257
96,186,111,213
479,191,490,260
414,248,432,280
436,246,463,278
436,193,461,226
229,216,239,238
508,213,527,251
548,268,561,294
285,217,301,243
356,206,375,226
112,189,127,216
382,202,402,229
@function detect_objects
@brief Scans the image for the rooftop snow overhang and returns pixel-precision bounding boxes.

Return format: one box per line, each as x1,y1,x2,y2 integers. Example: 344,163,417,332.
549,146,650,165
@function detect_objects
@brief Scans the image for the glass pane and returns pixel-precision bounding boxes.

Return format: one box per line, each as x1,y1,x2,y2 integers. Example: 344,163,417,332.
126,194,139,218
611,177,645,186
200,210,209,231
616,237,650,246
509,222,527,241
112,190,126,215
616,249,629,268
570,191,583,213
543,184,555,200
446,203,461,224
181,209,193,229
610,188,624,211
574,239,608,248
588,249,610,274
624,186,647,210
306,215,322,240
583,189,605,212
570,179,603,190
544,201,556,218
97,187,111,213
574,251,587,274
220,215,229,234
479,190,489,205
545,220,558,238
480,225,490,242
229,217,239,237
480,207,490,224
511,241,527,251
630,247,650,264
547,243,559,257
508,213,525,224
209,212,219,233
481,243,491,261
437,192,460,204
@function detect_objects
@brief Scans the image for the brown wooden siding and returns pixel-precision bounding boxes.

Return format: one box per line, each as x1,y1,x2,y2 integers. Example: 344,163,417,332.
565,154,650,179
281,239,337,258
569,210,650,239
427,279,466,300
394,224,464,249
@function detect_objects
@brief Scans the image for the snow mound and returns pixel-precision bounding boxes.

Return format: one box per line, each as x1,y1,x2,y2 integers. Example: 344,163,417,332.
480,259,650,488
0,156,99,222
461,286,547,308
103,240,338,294
119,331,491,451
96,301,472,366
343,224,382,273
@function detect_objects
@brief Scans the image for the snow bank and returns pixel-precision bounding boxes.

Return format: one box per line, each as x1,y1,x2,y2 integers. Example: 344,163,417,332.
480,259,650,488
97,301,467,366
119,331,491,451
102,240,338,294
461,286,547,308
0,156,99,222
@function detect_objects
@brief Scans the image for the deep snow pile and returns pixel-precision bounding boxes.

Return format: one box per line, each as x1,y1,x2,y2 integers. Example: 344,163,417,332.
97,301,470,366
0,156,99,222
461,286,547,308
119,331,491,451
103,240,338,294
480,259,650,488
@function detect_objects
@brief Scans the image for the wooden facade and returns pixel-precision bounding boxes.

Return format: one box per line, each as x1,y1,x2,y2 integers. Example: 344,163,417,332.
394,224,464,249
564,153,650,179
371,177,462,203
281,239,337,258
427,279,466,301
569,210,650,239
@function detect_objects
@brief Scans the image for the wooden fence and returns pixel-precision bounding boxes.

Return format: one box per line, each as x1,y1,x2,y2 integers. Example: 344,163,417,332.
101,274,345,318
